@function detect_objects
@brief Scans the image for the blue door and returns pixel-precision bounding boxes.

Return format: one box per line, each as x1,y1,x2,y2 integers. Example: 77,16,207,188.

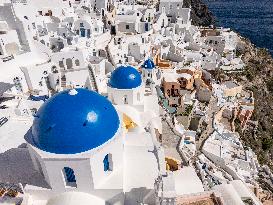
87,29,91,38
80,28,85,37
145,23,149,31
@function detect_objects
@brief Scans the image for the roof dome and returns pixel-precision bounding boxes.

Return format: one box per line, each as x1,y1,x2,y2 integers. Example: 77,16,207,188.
31,89,120,154
142,58,155,69
109,65,142,89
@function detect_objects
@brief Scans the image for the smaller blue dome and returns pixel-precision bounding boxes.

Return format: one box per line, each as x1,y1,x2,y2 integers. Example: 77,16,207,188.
142,58,155,69
109,65,142,89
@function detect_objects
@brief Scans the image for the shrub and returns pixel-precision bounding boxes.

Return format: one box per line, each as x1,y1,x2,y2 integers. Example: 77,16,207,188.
235,48,242,57
258,152,267,165
243,69,255,81
266,78,273,93
262,137,273,151
258,48,269,57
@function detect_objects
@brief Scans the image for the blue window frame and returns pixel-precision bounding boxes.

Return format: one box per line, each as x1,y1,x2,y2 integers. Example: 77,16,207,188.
103,155,110,171
80,28,85,37
103,154,112,171
63,167,77,187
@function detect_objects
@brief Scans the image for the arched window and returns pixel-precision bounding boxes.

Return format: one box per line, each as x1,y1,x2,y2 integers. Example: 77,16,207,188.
123,95,128,104
137,93,140,101
103,154,113,172
63,167,77,187
59,60,64,68
66,58,73,69
75,59,80,66
167,89,170,97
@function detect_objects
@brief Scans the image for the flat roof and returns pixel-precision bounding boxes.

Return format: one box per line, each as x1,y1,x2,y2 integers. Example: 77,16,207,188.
124,141,159,191
223,81,240,89
176,192,222,205
0,117,32,153
202,135,222,158
0,52,48,82
163,72,193,82
115,15,137,23
180,73,193,80
0,82,14,96
174,167,204,195
163,73,179,82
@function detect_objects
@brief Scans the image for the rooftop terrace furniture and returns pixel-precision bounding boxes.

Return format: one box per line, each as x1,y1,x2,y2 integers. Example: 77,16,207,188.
0,188,6,197
0,117,8,127
5,189,18,198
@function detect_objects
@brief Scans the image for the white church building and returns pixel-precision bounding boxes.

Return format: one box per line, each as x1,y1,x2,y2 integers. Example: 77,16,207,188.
11,64,204,205
24,88,159,205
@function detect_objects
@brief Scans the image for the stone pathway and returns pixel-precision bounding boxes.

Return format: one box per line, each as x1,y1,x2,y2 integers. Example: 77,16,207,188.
196,96,220,150
161,118,185,164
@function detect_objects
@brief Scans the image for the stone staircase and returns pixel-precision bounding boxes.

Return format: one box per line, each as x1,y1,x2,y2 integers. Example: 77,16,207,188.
61,76,66,88
89,66,98,92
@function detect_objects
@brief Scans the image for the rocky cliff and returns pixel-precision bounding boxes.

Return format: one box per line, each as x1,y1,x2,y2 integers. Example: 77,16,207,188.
186,0,273,170
229,38,273,170
183,0,215,26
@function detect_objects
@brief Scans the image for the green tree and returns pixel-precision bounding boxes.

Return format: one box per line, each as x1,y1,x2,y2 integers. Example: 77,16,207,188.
262,137,273,151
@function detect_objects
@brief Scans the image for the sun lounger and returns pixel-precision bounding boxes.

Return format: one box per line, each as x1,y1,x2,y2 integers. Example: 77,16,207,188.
0,188,6,197
5,189,18,197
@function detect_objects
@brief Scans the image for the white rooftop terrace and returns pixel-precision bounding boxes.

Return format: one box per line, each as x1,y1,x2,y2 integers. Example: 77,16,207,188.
123,142,159,192
0,117,32,153
0,97,38,153
174,167,204,195
162,72,193,83
0,52,49,83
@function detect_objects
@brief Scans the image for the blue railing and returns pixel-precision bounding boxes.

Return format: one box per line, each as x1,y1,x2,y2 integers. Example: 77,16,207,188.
29,95,49,102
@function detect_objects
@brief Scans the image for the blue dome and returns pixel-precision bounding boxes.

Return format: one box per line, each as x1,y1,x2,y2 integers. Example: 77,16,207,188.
142,58,155,69
109,65,142,89
31,89,120,154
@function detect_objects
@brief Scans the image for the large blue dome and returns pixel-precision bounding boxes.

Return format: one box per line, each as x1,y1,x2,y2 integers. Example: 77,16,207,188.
31,89,120,154
109,65,142,89
142,58,155,69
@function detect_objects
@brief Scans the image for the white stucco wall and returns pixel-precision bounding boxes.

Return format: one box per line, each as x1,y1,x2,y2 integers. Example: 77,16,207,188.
27,125,124,201
107,85,145,106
